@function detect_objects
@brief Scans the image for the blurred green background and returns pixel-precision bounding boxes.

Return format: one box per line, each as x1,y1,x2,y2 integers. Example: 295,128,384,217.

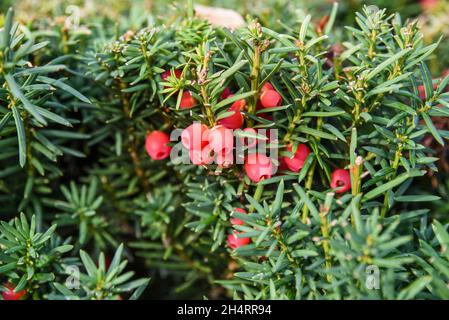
2,0,445,25
3,1,447,48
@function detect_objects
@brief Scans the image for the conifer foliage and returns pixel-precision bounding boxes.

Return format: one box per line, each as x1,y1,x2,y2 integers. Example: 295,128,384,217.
1,1,449,299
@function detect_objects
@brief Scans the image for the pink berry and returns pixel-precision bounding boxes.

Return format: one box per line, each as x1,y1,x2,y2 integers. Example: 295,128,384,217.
230,208,247,226
180,91,197,109
207,125,234,154
330,169,351,194
218,98,245,129
244,154,273,183
261,82,274,92
189,144,215,165
145,131,171,160
239,128,258,149
181,123,209,150
284,144,310,172
227,231,250,249
260,90,282,108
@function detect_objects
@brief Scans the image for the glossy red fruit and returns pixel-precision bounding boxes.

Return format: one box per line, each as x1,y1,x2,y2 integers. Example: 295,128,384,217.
161,69,182,81
189,144,215,165
284,144,310,172
218,99,245,129
1,284,26,300
260,90,282,108
180,91,197,109
161,69,182,90
330,169,351,194
220,87,232,100
239,128,258,149
181,123,209,150
230,208,246,226
207,125,234,154
261,82,274,92
145,131,171,160
227,231,250,249
244,154,273,183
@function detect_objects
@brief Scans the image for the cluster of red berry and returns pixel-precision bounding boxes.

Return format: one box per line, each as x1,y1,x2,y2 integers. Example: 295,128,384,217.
145,70,352,250
146,70,352,188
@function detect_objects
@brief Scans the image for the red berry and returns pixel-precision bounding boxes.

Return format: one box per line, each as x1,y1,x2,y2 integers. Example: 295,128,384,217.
161,69,182,89
180,91,197,109
230,208,246,226
244,154,273,183
161,69,182,81
232,98,246,110
1,284,26,300
227,231,250,249
145,131,171,160
181,123,209,150
189,144,215,166
218,99,245,129
207,125,234,154
330,169,351,194
284,144,310,172
261,82,274,92
260,90,282,108
239,128,258,149
220,87,232,100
